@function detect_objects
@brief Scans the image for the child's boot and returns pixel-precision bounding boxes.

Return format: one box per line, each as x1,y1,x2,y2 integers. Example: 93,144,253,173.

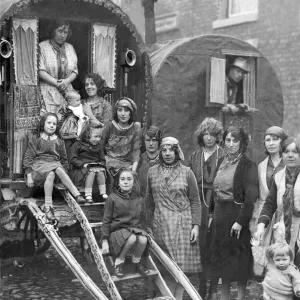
42,205,56,222
75,195,86,204
99,185,108,199
132,256,150,276
85,188,93,203
114,258,125,277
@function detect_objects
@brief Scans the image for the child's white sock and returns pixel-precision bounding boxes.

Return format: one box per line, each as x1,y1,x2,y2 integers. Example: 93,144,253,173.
85,188,92,199
115,257,125,267
45,196,53,208
98,185,108,198
132,256,141,263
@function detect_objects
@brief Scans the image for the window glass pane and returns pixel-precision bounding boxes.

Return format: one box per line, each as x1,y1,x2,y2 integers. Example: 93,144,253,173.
229,0,258,16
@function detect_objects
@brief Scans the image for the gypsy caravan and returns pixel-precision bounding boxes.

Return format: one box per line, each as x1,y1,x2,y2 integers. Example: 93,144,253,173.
0,1,202,299
150,34,284,163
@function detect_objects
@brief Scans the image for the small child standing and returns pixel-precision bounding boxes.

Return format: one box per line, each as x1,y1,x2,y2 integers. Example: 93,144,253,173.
101,168,150,277
23,112,86,221
60,90,89,152
68,124,107,203
263,243,300,300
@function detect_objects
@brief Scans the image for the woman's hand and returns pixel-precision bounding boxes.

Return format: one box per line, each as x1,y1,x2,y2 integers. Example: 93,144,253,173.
131,162,138,172
83,103,94,118
190,224,199,243
253,223,266,241
102,239,109,255
83,164,89,168
26,173,35,188
57,79,69,93
230,222,242,239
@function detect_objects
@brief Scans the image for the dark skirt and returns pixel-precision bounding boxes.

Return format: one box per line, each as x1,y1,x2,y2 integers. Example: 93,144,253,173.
208,199,253,281
69,166,106,188
31,160,63,186
110,227,148,257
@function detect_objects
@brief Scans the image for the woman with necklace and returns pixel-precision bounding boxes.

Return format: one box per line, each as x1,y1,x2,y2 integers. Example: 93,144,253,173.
137,126,162,198
255,137,300,273
188,118,224,300
146,137,201,300
250,126,287,234
102,97,141,187
209,126,258,300
82,73,113,127
39,20,78,119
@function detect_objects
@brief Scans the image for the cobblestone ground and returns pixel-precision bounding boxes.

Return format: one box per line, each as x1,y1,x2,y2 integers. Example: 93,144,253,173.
0,238,263,300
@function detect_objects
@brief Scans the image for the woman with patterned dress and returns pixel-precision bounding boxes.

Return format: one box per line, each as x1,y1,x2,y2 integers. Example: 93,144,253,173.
146,137,202,300
102,97,141,187
82,72,113,127
209,126,258,300
39,20,78,119
137,126,162,197
250,126,287,234
188,117,224,300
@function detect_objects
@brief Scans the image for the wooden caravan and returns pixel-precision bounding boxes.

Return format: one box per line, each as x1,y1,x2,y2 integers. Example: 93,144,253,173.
150,34,284,163
0,1,202,299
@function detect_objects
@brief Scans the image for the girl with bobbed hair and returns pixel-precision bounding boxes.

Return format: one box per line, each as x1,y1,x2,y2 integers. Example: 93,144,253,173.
102,97,141,186
137,126,162,198
82,73,113,127
250,126,288,234
208,126,259,300
188,117,225,300
39,19,78,119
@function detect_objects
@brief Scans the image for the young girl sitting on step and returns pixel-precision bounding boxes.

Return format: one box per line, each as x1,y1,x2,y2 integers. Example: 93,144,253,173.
101,168,150,277
68,124,107,203
23,112,86,222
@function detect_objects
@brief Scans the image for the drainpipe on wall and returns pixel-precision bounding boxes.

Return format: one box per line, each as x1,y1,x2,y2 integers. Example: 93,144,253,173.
141,0,158,45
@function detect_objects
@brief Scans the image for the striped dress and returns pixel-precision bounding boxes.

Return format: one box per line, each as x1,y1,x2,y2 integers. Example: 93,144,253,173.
146,162,202,273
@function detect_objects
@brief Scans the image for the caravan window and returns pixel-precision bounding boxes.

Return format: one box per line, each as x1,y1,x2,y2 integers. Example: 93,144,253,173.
206,54,257,109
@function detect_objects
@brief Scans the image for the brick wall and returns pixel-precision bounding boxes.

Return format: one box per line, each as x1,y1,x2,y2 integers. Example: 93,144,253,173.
120,0,300,137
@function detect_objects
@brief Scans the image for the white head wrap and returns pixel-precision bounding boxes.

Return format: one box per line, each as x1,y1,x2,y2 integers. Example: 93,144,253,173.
160,137,184,161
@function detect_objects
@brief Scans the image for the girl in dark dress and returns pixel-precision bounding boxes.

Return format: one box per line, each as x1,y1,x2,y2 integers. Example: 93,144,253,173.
23,113,85,221
101,168,150,277
69,124,107,203
209,126,258,300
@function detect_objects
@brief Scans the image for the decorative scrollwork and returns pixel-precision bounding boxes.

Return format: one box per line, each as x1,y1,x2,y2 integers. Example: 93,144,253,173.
61,190,122,300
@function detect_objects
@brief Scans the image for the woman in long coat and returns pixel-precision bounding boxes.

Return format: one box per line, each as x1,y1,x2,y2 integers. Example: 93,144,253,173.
209,126,258,300
188,117,224,300
250,126,287,234
146,137,202,300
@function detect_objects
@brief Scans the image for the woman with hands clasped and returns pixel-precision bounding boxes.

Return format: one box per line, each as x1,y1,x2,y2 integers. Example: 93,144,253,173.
146,137,201,300
208,126,258,300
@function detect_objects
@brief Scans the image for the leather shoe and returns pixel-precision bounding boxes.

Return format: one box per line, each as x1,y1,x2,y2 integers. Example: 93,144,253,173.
134,262,150,276
75,195,86,204
42,206,56,222
115,263,124,277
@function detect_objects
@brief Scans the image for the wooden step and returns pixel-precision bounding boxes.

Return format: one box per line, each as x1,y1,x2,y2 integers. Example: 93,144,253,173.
146,297,174,300
89,222,102,228
112,269,158,282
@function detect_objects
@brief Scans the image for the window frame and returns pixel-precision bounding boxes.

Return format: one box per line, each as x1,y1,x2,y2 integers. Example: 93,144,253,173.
228,0,258,18
206,51,260,109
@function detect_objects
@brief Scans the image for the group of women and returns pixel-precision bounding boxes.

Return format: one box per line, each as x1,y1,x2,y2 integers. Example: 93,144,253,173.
37,18,300,300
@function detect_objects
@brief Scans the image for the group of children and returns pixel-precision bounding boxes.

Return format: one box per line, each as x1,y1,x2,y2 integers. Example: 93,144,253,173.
23,93,151,278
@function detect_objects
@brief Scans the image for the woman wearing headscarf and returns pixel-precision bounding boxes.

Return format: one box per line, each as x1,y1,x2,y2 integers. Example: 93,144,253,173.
255,137,300,261
209,126,258,300
188,117,224,300
250,126,288,234
146,137,202,300
137,126,162,197
102,97,141,186
39,19,78,119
